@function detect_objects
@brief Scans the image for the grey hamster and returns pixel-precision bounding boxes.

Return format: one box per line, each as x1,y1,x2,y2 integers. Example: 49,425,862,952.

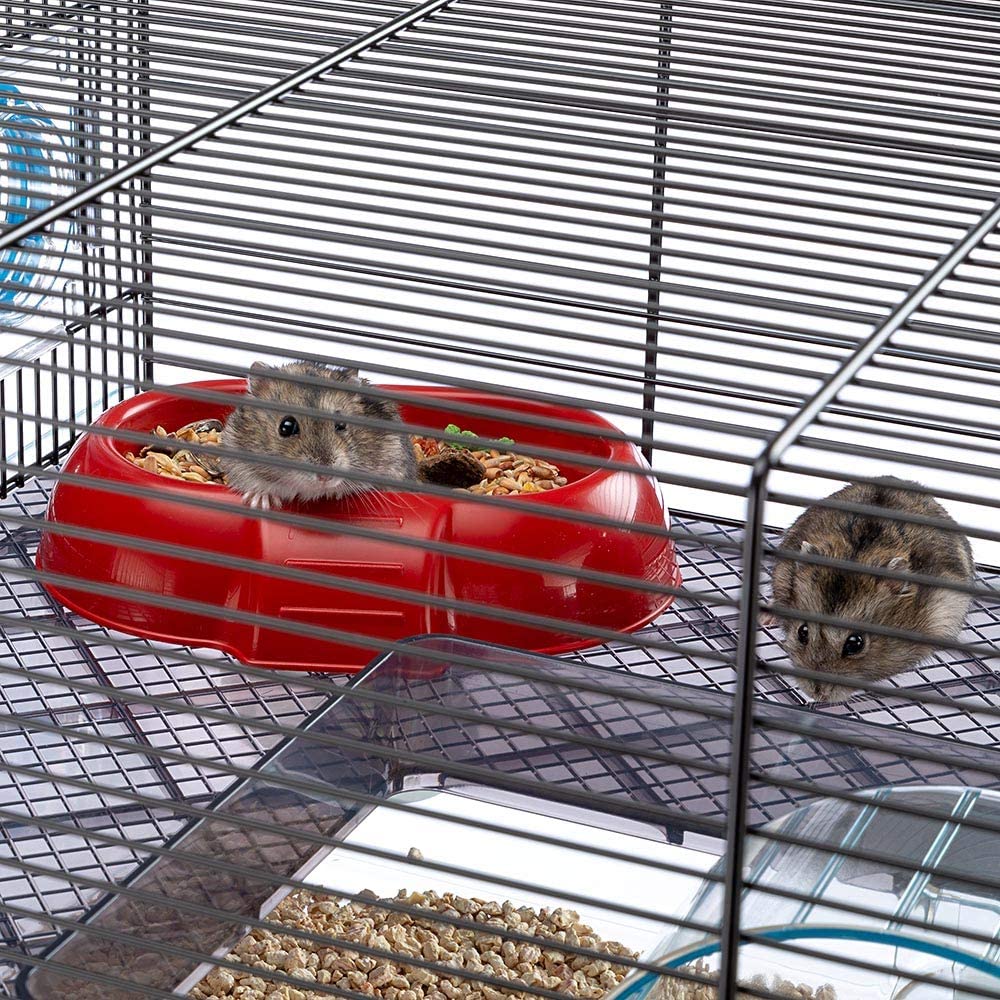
222,360,417,510
769,479,974,704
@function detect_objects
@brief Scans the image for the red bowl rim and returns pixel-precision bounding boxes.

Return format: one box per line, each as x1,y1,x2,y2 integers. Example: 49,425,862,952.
95,380,647,507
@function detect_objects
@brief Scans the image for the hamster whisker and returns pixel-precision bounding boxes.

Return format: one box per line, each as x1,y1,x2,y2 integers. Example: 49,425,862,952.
342,479,385,518
371,487,416,516
357,489,381,518
360,490,385,517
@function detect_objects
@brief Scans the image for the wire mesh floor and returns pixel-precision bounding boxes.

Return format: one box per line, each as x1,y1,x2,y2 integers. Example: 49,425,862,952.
0,475,998,988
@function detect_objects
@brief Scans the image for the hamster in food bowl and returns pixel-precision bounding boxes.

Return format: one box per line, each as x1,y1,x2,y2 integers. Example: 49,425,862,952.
221,360,418,510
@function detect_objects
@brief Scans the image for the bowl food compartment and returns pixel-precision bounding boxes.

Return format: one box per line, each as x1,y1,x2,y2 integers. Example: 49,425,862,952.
37,380,680,671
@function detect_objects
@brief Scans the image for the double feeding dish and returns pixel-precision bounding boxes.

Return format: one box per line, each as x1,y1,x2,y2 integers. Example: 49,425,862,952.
37,380,680,670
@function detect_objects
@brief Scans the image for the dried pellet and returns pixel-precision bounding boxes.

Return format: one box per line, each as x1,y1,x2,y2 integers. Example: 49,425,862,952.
191,889,636,1000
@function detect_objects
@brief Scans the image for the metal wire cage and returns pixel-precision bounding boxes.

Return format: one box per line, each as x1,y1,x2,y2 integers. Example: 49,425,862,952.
0,0,998,998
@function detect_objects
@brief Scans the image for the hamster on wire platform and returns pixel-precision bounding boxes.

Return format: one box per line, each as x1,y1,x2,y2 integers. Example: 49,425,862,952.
767,479,974,703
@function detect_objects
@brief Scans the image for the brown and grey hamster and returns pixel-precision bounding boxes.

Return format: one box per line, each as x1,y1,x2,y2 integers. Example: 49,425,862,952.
769,479,974,704
222,360,417,510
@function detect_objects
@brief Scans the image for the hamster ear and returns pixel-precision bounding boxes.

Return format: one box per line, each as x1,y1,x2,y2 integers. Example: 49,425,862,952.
883,554,915,596
799,540,827,558
247,361,275,398
334,366,359,382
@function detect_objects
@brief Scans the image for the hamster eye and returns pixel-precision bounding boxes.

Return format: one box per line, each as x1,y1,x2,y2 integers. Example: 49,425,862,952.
797,623,809,645
843,633,865,657
278,416,299,437
334,421,347,433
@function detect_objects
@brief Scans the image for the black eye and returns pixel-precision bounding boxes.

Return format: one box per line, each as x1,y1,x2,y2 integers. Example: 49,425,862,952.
843,633,865,657
334,421,347,433
797,623,809,645
278,416,299,437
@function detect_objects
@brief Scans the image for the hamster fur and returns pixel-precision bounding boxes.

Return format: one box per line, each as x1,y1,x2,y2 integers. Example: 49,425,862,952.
222,360,417,510
769,479,974,704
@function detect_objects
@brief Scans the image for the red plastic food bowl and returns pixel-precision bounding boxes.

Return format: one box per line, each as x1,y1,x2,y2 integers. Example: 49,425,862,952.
37,380,681,672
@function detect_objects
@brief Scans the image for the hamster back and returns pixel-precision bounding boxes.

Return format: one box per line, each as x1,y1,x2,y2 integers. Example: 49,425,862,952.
222,361,418,510
770,479,974,703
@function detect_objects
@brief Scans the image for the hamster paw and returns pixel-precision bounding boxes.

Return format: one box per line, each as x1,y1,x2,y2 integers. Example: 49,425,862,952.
243,490,281,511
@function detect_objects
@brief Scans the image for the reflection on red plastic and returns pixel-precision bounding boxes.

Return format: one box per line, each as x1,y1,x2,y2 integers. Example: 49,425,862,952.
37,380,681,672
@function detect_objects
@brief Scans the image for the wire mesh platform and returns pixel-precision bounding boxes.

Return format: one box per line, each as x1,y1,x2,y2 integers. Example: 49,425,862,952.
0,474,998,990
579,515,1000,745
0,475,333,987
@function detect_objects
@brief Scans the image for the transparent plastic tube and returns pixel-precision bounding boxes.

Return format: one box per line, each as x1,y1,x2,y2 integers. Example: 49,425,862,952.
0,79,74,329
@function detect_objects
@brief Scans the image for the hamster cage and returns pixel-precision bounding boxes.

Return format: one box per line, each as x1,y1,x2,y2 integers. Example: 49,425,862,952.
0,0,998,998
